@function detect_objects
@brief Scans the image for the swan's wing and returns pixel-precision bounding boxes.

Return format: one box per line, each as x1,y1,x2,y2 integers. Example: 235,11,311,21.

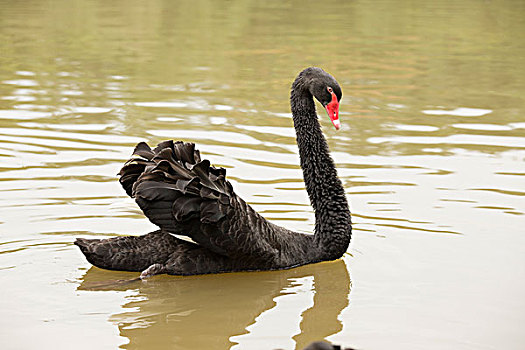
119,140,281,262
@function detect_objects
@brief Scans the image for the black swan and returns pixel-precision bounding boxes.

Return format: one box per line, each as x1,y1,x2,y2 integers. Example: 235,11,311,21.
75,67,351,278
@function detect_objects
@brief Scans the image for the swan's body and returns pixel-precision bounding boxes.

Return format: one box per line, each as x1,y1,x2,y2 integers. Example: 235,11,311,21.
75,67,352,277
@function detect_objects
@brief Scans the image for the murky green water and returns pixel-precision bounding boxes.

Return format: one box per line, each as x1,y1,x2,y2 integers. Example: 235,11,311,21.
1,0,524,349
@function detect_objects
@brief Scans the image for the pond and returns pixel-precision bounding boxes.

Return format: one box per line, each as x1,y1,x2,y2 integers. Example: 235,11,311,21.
0,0,524,349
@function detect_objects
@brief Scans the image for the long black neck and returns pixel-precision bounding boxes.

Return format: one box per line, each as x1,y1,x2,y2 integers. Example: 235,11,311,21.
290,80,352,260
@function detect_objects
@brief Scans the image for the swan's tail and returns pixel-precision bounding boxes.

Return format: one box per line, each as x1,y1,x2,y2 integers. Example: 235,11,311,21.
74,230,179,272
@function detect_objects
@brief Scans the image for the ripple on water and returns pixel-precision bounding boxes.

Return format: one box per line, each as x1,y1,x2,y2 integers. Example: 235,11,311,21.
422,107,492,117
136,98,221,111
2,79,39,87
2,95,37,102
67,107,113,114
451,124,513,131
15,71,36,77
0,110,53,120
367,134,525,148
18,122,115,131
0,128,143,146
214,104,233,111
391,124,439,132
236,125,296,138
135,101,188,108
148,129,262,145
509,122,525,129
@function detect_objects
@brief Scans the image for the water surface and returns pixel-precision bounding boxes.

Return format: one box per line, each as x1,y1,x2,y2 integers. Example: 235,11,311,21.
1,1,524,349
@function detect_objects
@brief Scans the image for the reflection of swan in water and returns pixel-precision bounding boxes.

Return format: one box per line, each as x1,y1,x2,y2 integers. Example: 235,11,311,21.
78,259,351,349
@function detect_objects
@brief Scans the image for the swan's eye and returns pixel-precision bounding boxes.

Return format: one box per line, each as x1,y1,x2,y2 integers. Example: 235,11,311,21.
327,87,333,93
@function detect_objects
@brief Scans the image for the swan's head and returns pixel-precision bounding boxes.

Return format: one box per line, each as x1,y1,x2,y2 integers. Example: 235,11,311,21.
303,67,343,130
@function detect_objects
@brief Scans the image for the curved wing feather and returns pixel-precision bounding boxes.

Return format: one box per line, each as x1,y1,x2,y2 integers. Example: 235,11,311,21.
119,140,283,264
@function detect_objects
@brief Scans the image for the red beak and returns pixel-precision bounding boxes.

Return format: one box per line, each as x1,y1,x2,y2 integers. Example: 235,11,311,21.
325,91,340,130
